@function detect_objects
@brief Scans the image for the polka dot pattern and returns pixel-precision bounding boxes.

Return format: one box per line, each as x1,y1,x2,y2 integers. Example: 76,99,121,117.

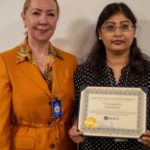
74,62,150,150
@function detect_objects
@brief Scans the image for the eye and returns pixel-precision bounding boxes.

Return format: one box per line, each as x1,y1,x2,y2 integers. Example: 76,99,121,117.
121,24,130,30
32,11,41,16
47,12,57,17
47,13,55,16
105,25,115,32
120,23,133,31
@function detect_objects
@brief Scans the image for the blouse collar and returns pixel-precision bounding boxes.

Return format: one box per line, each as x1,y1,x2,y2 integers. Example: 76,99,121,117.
16,37,63,64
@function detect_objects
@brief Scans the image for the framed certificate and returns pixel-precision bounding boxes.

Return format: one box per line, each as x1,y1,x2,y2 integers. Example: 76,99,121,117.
78,87,146,138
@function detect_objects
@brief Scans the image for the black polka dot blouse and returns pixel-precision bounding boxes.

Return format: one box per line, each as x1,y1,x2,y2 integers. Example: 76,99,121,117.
73,61,150,150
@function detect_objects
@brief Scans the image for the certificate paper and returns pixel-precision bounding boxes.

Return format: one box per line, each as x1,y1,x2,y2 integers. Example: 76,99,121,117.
78,87,146,138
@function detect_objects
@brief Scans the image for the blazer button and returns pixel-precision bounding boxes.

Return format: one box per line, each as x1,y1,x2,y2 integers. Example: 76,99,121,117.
49,144,55,149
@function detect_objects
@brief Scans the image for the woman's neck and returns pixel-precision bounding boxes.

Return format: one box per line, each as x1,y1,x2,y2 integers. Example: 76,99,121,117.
106,51,129,69
106,52,129,84
27,37,50,74
28,37,49,56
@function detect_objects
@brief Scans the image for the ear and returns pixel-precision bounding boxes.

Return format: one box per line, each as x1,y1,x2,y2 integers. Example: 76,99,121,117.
21,12,25,21
21,12,26,28
134,28,137,38
98,29,102,40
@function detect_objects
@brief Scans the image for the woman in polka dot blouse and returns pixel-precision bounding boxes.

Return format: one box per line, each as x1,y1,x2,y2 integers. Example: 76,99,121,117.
69,2,150,150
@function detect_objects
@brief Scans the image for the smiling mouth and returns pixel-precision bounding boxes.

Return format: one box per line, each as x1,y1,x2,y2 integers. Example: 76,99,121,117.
38,29,49,31
34,27,50,32
112,40,125,44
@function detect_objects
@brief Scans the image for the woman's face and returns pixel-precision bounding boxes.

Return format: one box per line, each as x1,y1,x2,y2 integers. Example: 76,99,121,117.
22,0,58,42
99,13,136,55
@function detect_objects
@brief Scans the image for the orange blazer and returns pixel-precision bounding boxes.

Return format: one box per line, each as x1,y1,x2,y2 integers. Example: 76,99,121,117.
0,44,77,150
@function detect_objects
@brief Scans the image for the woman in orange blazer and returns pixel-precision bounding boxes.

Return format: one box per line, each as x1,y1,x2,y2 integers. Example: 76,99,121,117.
0,0,77,149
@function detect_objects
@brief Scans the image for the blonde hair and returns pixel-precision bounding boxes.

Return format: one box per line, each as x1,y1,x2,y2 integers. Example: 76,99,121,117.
23,0,60,16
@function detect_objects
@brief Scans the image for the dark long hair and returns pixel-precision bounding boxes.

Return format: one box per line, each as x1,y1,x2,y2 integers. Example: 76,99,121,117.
87,2,149,75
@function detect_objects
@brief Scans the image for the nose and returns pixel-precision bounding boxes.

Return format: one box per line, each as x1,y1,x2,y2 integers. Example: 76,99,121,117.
113,27,122,36
39,14,48,25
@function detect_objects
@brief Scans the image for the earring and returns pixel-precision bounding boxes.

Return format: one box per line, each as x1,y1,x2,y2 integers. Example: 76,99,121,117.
99,36,101,40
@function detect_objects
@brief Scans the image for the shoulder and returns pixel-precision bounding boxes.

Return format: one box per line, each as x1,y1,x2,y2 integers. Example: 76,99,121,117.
75,63,93,79
74,63,97,87
53,46,77,72
0,46,19,76
54,46,76,61
0,45,19,65
76,63,91,73
144,60,150,66
0,45,19,60
143,60,150,72
138,60,150,84
54,46,77,67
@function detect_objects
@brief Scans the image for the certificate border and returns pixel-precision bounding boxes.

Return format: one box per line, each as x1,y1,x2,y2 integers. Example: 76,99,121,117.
78,87,146,138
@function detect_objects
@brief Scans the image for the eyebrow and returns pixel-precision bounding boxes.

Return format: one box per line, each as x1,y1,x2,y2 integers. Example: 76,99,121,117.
31,8,56,12
104,20,131,25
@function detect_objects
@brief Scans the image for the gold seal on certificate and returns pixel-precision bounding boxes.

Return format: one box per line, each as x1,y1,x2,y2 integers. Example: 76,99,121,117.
78,87,146,138
84,116,97,129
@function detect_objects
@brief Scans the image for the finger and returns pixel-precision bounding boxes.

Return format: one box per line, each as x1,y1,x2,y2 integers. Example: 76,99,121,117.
70,127,83,136
73,136,85,143
69,129,83,142
138,140,150,147
142,136,150,143
70,132,83,139
138,137,150,147
143,130,150,136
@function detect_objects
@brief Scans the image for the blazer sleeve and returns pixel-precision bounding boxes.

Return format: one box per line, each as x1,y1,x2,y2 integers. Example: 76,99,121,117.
73,55,77,73
0,55,11,150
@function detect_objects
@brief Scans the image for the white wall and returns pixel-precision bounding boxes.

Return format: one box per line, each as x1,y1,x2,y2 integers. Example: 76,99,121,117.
0,0,150,62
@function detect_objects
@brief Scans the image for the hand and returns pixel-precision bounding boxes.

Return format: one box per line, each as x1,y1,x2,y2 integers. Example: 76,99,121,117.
68,121,85,144
138,130,150,147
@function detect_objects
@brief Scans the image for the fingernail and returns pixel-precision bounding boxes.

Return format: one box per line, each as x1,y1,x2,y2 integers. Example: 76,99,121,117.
138,138,142,142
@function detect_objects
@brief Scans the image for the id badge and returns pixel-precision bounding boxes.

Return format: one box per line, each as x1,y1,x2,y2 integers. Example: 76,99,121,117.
51,98,63,118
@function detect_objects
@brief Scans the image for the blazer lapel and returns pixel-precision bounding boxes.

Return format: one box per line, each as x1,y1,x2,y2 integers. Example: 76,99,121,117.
51,58,65,97
17,61,52,99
